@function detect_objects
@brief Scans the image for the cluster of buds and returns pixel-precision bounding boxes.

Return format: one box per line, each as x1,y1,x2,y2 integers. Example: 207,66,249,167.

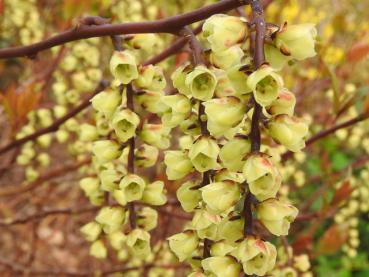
79,46,168,260
164,14,316,276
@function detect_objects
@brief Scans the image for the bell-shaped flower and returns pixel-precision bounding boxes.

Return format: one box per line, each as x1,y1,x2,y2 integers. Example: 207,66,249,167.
214,69,237,98
202,256,241,277
265,89,296,117
217,217,244,243
257,199,298,236
171,62,192,97
89,240,107,259
168,230,199,262
210,241,235,257
109,50,138,84
185,65,217,101
135,144,159,168
280,267,298,277
108,231,126,251
91,87,121,118
200,181,241,214
192,209,221,240
79,177,100,197
134,64,166,91
209,45,244,69
140,123,171,149
275,23,317,61
189,136,220,172
215,169,245,183
220,136,251,172
92,140,121,164
136,90,167,114
164,150,193,180
247,65,283,107
227,64,253,95
161,94,191,128
119,174,146,202
203,14,247,52
231,238,277,276
204,96,245,138
111,107,140,142
95,206,126,234
80,221,102,242
176,181,202,212
142,181,167,206
126,229,151,258
265,44,291,71
243,153,281,201
268,115,309,152
137,207,158,231
180,113,201,136
99,168,120,192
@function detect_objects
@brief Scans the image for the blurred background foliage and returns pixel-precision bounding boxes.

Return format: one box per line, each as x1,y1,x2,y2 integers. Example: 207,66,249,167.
0,0,369,276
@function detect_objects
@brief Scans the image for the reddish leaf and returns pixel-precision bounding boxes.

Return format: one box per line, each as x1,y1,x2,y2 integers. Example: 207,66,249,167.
330,179,354,206
292,235,312,255
347,41,369,63
317,224,349,254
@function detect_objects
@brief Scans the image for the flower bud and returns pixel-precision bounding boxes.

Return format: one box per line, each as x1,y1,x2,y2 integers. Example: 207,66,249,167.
119,174,146,202
142,181,167,206
210,241,235,257
203,14,247,52
180,113,201,136
111,107,140,142
110,50,138,84
202,256,241,277
220,136,251,172
294,254,310,272
264,44,291,71
112,189,128,206
135,144,159,168
257,199,298,236
268,115,309,152
91,87,121,118
25,166,39,182
275,23,317,61
136,90,167,114
99,168,120,192
231,238,277,276
168,230,199,262
36,134,52,148
140,123,171,149
214,69,237,98
209,45,244,69
95,206,126,234
243,153,281,201
171,62,192,97
80,221,102,242
161,94,191,128
176,181,202,212
37,108,53,128
79,177,100,197
200,181,241,214
79,123,98,141
185,65,217,101
89,240,107,259
164,150,193,180
247,65,283,107
92,140,121,163
37,153,50,167
135,64,166,91
204,97,245,137
266,89,296,117
189,136,220,172
137,207,158,231
126,229,151,258
108,231,126,251
281,267,298,277
227,64,253,95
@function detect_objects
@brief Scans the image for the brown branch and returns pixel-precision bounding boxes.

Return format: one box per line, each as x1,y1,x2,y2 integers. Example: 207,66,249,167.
0,0,250,59
281,113,369,161
0,157,91,197
0,205,99,226
243,0,266,241
0,81,109,156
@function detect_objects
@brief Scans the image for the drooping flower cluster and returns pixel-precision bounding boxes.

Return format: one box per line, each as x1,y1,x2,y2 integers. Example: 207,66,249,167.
163,14,316,276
